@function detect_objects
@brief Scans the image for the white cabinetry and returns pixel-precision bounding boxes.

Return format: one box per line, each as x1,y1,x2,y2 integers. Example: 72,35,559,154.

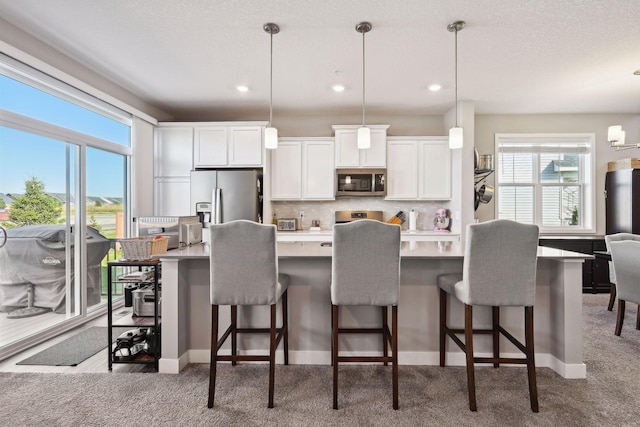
271,138,335,200
154,122,266,216
154,126,193,216
193,124,264,168
332,125,389,168
418,138,451,200
386,137,451,200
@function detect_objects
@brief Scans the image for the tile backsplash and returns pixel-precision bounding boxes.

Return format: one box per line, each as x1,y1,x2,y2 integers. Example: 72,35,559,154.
271,198,452,231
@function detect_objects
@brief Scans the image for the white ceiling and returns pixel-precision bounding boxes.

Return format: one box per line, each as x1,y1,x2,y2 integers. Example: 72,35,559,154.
1,0,639,121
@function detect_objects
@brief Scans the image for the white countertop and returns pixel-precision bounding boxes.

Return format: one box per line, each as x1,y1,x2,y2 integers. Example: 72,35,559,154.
158,241,593,260
276,229,460,242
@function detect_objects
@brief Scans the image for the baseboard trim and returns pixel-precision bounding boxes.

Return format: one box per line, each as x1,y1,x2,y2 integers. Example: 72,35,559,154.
160,349,586,379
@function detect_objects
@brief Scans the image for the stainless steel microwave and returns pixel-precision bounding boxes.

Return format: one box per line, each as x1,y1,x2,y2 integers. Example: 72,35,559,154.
336,169,386,197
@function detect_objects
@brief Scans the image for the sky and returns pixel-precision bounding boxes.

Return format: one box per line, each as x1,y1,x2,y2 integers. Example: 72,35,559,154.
0,74,129,196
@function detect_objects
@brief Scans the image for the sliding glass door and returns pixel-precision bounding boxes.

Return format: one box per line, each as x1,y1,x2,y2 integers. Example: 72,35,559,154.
0,126,81,346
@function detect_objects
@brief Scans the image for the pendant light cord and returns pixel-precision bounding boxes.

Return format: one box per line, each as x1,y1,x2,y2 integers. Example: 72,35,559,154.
454,26,458,127
362,28,366,127
269,30,273,127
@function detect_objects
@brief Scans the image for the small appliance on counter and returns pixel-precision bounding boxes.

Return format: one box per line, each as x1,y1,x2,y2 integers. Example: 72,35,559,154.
136,216,200,249
433,208,451,232
409,210,419,231
277,218,298,231
335,210,383,224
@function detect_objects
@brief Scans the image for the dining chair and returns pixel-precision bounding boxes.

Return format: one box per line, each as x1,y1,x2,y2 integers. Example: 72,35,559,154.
438,219,539,412
331,219,401,410
608,240,640,336
604,234,640,324
207,220,289,408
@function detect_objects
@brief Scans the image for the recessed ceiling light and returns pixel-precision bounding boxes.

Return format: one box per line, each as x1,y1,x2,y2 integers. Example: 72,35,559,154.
236,85,249,92
634,70,640,76
428,84,442,92
332,84,345,93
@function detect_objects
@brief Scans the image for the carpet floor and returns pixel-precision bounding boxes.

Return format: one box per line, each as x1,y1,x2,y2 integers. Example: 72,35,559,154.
0,294,639,426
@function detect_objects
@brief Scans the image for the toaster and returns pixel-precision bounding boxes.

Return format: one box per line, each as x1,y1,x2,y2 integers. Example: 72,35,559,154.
277,218,298,231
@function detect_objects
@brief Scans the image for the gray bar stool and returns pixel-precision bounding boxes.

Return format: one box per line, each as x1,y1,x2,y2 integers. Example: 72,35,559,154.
207,220,289,408
438,219,539,412
609,240,640,335
331,219,401,410
605,233,640,328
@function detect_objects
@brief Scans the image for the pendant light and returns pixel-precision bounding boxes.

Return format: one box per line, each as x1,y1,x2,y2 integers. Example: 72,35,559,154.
356,22,372,149
447,20,465,150
264,23,279,149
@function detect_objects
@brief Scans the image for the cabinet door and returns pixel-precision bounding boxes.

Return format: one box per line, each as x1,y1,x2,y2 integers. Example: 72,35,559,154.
361,129,387,167
155,127,193,177
155,177,191,216
270,141,302,200
229,126,263,166
194,127,228,167
303,139,334,199
419,140,451,200
386,141,418,199
334,129,360,168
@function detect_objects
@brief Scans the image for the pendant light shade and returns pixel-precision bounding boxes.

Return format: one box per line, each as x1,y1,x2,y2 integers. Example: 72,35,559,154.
264,23,279,149
447,20,465,150
356,22,372,150
449,126,463,149
357,126,371,149
265,126,278,149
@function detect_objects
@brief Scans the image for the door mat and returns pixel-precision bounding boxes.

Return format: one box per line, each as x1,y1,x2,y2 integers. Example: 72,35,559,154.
17,326,130,366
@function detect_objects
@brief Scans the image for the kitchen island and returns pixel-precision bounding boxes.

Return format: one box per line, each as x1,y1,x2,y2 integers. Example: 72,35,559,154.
158,241,590,379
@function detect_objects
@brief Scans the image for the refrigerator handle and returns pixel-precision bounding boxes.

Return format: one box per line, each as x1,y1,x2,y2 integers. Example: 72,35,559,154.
213,188,222,224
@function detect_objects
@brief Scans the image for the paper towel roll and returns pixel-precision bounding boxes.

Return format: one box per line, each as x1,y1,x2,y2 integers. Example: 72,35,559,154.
409,210,417,231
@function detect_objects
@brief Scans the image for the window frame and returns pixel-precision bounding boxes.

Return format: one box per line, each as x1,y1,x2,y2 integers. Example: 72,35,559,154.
494,133,596,234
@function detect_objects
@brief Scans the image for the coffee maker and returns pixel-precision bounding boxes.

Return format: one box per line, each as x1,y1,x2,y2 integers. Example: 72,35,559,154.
433,208,451,232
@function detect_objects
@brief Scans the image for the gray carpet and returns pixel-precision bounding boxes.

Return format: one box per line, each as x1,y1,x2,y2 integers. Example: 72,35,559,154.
16,326,129,366
1,295,639,426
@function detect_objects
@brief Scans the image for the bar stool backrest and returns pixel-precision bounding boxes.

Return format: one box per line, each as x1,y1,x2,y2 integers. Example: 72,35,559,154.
459,219,539,307
331,220,401,306
605,233,640,284
209,220,280,306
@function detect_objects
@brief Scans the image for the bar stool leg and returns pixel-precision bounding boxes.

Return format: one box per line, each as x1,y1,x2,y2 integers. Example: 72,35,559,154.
615,300,626,336
492,306,500,368
382,306,389,366
607,283,616,311
231,305,237,366
332,304,339,409
439,288,447,367
268,303,276,408
392,305,399,410
208,305,219,408
282,290,289,365
525,306,539,412
464,304,477,411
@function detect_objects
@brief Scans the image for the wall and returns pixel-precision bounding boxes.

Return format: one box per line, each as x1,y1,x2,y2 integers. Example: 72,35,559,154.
272,199,450,232
474,113,640,234
272,113,445,137
0,17,172,122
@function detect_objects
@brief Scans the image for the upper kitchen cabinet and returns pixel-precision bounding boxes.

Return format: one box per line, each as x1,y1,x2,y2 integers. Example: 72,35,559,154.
193,124,265,168
155,126,193,177
386,137,451,200
332,125,389,168
271,138,335,200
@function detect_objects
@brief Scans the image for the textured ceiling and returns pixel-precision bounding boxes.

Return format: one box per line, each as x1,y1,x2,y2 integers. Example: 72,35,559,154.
1,0,639,121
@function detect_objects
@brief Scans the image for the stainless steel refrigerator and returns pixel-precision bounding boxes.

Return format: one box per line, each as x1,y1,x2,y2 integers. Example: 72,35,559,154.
190,169,263,228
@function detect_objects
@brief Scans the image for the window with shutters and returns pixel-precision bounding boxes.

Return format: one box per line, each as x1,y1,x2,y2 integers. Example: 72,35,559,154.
495,134,595,233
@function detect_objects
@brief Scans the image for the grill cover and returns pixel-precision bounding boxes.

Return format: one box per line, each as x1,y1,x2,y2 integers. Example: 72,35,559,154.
0,225,110,312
